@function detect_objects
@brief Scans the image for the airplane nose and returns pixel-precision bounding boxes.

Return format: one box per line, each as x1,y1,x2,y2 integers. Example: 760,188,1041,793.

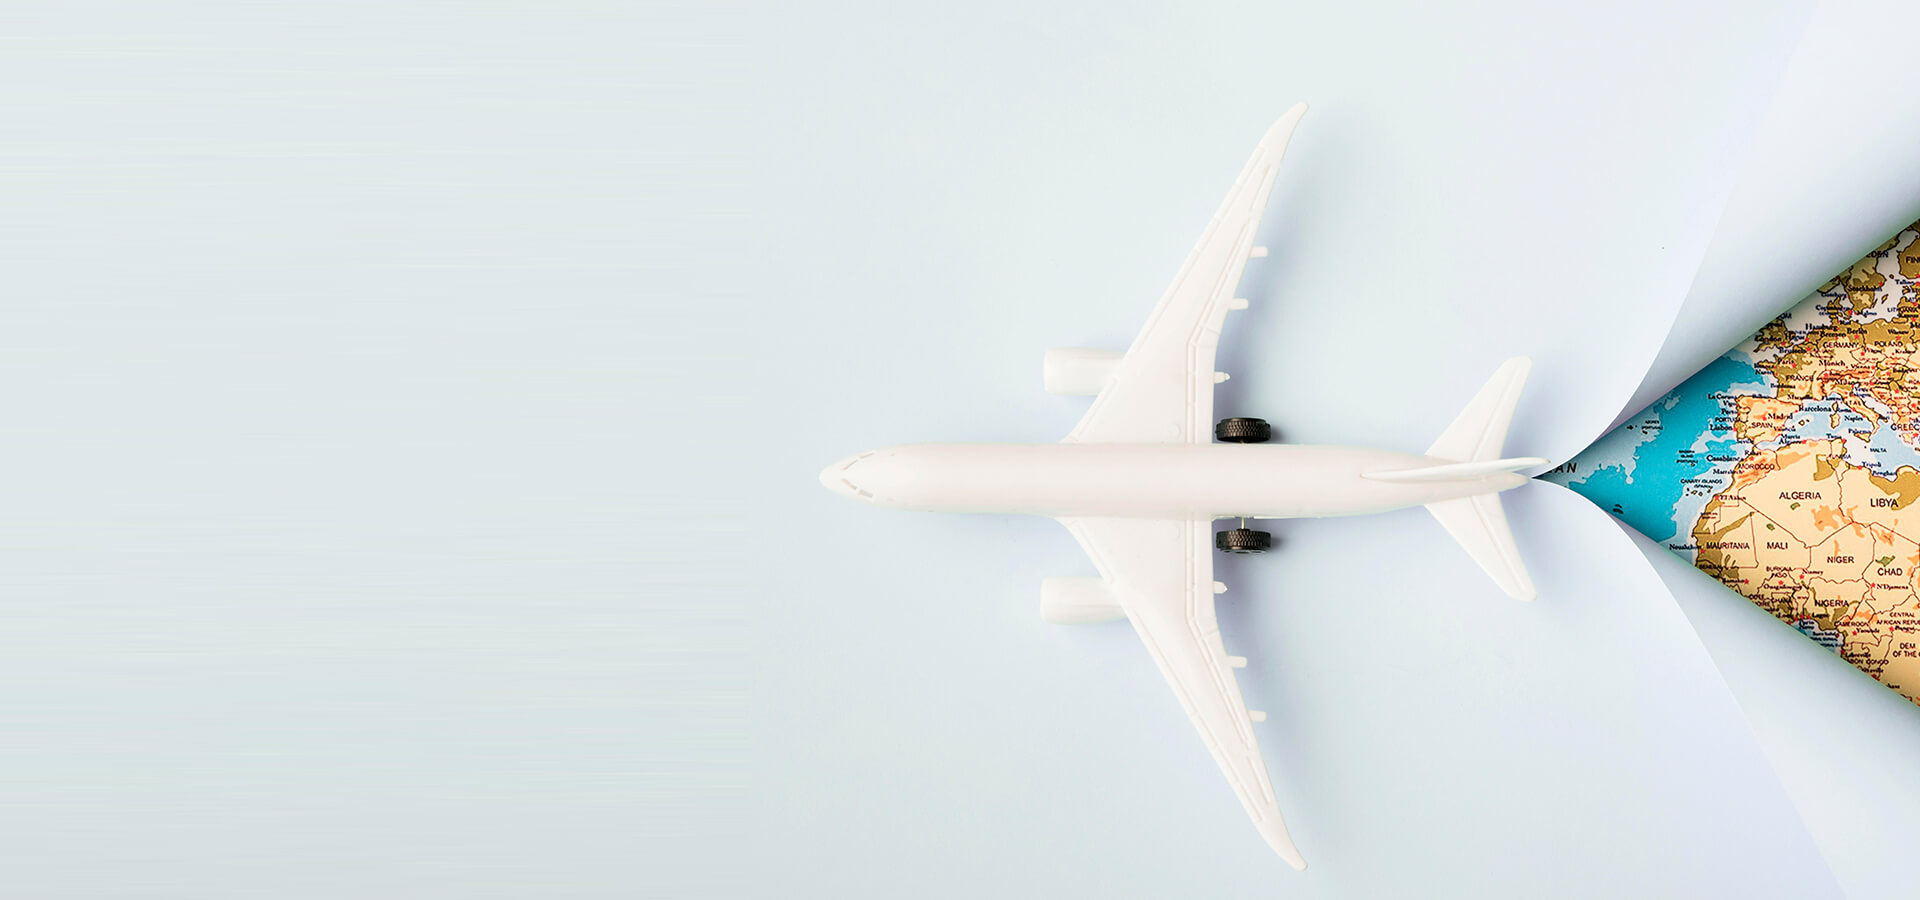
819,461,850,496
819,453,866,499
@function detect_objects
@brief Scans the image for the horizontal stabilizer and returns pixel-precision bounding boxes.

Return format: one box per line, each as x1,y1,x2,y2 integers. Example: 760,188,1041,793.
1426,493,1535,601
1362,456,1549,484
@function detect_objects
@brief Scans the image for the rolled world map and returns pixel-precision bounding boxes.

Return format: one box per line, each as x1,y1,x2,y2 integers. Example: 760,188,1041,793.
1549,219,1920,706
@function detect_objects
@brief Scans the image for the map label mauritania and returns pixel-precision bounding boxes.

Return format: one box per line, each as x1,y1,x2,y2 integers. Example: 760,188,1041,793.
1549,219,1920,706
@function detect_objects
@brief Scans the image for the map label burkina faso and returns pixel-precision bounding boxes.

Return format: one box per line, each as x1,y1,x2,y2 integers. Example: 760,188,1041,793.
1548,218,1920,706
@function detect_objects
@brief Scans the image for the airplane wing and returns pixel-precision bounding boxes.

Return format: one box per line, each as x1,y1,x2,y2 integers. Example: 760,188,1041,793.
1057,516,1307,869
1065,103,1307,445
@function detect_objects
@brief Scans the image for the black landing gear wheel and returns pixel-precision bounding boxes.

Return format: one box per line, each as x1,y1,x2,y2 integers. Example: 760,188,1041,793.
1215,525,1273,554
1215,417,1273,443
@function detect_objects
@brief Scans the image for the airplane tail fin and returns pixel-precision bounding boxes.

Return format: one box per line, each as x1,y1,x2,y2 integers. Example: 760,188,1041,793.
1430,357,1536,599
1425,356,1532,462
1370,357,1542,600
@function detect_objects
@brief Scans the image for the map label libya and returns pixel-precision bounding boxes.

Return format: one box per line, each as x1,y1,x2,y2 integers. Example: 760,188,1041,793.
1548,218,1920,706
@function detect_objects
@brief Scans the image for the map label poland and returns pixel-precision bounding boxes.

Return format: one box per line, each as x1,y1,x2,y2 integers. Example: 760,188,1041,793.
1551,219,1920,706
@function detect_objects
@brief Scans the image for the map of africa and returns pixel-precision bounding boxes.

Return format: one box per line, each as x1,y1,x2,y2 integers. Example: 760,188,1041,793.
1547,219,1920,706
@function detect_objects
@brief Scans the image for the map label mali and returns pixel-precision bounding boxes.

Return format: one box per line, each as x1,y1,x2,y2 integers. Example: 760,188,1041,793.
1548,219,1920,705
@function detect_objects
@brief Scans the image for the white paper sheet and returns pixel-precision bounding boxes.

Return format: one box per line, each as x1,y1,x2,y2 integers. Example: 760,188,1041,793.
1612,0,1920,435
1637,531,1920,899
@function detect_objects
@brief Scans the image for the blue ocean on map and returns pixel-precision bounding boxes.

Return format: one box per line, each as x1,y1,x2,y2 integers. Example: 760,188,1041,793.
1543,354,1768,544
1793,619,1845,653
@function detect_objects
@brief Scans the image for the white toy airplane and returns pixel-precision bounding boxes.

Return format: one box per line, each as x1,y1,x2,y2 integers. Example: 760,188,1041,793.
818,102,1545,869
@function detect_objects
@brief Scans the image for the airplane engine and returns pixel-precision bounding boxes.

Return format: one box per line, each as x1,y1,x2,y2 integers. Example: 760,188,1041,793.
1041,576,1125,624
1044,348,1123,396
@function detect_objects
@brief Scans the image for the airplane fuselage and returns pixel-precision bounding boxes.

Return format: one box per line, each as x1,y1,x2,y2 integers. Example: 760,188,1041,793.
815,105,1552,869
821,442,1527,520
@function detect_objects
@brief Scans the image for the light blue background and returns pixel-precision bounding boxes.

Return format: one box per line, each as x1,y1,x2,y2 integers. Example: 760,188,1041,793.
0,2,1852,898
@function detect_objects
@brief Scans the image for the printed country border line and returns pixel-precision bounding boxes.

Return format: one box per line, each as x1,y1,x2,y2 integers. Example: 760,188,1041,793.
1719,480,1920,556
1710,515,1882,631
1557,216,1920,708
1707,481,1919,599
1689,465,1919,681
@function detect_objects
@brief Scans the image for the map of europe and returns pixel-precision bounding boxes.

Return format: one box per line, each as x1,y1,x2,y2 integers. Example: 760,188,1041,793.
1547,219,1920,705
